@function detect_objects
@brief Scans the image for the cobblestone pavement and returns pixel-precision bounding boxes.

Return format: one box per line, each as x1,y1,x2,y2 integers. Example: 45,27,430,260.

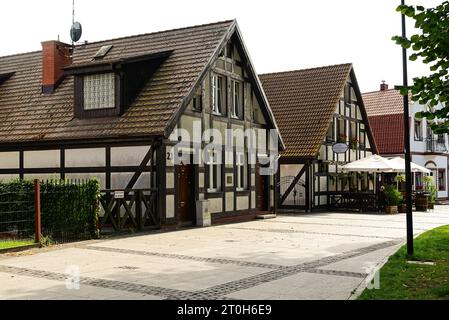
0,207,448,300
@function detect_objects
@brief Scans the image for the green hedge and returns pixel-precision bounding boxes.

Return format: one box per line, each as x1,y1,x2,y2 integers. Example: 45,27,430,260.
0,179,101,241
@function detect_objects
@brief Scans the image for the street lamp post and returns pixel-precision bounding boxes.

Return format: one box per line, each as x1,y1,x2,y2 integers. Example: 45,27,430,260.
401,0,414,257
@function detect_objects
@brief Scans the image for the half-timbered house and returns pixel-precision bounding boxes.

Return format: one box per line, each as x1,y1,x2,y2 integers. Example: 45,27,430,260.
0,20,283,228
260,64,378,211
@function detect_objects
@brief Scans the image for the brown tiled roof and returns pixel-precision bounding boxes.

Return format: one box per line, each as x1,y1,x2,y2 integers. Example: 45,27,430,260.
0,20,235,144
369,114,404,155
363,89,406,116
259,64,352,158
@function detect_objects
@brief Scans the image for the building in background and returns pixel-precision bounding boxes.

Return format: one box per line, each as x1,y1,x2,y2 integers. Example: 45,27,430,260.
363,82,449,199
260,64,378,211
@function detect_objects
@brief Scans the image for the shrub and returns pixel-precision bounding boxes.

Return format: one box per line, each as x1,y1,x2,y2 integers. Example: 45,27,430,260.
0,179,100,241
385,185,403,206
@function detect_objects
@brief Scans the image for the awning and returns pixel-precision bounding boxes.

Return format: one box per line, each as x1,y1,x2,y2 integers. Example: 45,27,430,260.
341,154,430,174
341,154,397,173
387,157,431,174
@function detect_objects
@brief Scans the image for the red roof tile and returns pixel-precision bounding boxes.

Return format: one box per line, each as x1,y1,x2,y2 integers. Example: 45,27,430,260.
369,114,404,154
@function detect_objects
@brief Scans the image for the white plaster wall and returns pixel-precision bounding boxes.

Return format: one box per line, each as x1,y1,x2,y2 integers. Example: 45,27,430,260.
199,172,205,188
179,115,202,143
0,152,19,169
280,164,304,178
209,198,223,213
24,173,61,181
111,173,133,190
166,195,175,218
236,195,249,211
257,128,267,156
134,172,152,190
65,148,105,167
225,192,234,211
166,172,174,189
0,174,19,181
111,146,151,167
166,146,174,167
24,150,60,168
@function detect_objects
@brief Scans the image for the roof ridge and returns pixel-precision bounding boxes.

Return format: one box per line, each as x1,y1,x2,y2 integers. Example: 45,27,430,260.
362,88,399,95
0,49,41,60
259,63,353,77
74,19,235,48
0,19,235,59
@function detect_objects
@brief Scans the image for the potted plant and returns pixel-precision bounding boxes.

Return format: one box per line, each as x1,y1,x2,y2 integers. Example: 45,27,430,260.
384,185,403,214
349,137,358,149
337,134,347,143
394,174,406,189
428,183,437,210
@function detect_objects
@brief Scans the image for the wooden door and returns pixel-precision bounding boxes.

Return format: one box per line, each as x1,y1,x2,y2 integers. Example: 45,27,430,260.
178,164,194,223
256,165,268,211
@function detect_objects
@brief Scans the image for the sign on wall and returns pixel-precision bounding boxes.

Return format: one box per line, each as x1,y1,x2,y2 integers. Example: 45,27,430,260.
332,143,349,154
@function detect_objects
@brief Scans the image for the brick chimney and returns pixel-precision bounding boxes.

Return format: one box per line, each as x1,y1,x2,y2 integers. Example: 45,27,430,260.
41,41,72,94
380,80,388,91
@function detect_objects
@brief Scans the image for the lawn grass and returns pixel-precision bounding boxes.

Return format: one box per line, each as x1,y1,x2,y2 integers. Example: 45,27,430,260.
0,239,35,250
358,225,449,300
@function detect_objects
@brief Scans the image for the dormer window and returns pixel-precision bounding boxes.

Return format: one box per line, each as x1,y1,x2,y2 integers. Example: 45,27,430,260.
65,50,173,119
83,73,115,110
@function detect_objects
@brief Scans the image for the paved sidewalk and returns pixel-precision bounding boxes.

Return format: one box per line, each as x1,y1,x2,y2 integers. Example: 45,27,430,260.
0,206,448,300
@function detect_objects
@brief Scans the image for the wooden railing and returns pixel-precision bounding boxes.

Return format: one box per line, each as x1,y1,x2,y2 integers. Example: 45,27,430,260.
99,189,158,232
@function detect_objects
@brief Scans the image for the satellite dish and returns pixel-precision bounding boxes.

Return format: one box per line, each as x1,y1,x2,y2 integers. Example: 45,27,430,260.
70,21,82,42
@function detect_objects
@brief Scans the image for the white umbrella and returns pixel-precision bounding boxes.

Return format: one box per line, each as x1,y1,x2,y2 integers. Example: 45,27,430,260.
388,157,431,174
341,154,396,173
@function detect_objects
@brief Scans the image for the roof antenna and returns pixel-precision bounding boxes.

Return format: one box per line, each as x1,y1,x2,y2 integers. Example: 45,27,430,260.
70,0,83,47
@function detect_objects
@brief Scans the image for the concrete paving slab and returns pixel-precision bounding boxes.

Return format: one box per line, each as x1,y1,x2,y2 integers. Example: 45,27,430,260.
0,272,162,300
225,272,363,300
0,207,447,300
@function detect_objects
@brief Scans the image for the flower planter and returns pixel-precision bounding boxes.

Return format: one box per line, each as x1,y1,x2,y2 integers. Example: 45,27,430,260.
385,205,398,214
415,194,428,212
398,204,407,213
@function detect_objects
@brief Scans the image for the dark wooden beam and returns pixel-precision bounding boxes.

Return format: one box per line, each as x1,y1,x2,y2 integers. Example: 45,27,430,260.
279,164,307,205
125,143,155,189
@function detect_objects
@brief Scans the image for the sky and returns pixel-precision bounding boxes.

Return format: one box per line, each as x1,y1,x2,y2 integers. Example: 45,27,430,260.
0,0,443,93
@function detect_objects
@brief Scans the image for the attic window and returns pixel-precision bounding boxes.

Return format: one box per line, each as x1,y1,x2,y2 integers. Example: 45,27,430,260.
93,45,113,60
83,73,115,110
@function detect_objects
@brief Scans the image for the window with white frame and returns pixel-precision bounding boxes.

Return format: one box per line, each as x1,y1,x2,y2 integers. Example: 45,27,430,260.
83,73,115,110
207,149,222,192
231,80,242,119
212,75,224,115
236,151,247,190
414,119,423,141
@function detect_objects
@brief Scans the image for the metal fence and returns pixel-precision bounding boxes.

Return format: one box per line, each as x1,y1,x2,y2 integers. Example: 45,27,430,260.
0,179,100,246
0,190,35,243
1,179,159,247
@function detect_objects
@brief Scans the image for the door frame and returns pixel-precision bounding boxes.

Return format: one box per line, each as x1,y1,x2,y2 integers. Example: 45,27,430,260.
174,155,198,225
255,163,270,211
